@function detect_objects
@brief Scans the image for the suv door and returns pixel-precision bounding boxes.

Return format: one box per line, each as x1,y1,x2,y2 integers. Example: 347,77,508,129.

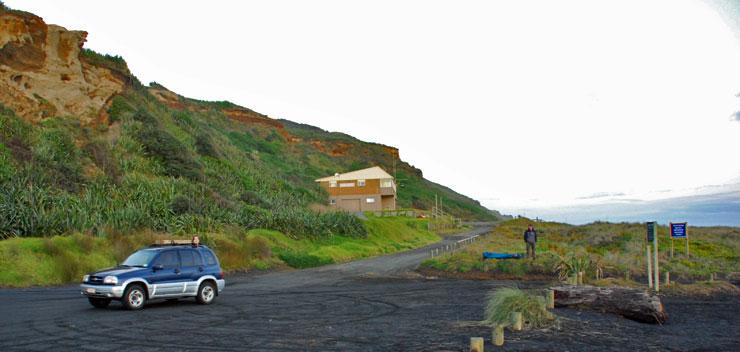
148,250,182,297
177,249,203,295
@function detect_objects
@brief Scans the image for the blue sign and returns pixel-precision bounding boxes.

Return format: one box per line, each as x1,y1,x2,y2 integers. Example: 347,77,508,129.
671,223,687,238
646,222,656,242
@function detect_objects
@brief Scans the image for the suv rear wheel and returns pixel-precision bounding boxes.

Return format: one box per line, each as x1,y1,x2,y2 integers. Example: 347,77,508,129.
88,297,111,308
196,281,216,305
122,284,146,310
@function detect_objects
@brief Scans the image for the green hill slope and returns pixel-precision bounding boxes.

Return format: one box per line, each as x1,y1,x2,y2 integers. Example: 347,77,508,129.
0,4,497,242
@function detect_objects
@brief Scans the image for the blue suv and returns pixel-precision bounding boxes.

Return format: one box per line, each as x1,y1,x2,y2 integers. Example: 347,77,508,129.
80,242,225,310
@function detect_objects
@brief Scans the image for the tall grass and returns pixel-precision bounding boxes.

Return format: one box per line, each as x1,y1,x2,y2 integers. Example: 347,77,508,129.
424,218,740,280
485,288,554,328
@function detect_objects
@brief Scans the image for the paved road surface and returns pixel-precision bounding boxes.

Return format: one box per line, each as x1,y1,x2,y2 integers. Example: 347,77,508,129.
1,224,738,351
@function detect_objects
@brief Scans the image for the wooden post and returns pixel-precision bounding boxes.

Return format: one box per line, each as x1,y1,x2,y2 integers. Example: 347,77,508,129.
646,245,653,288
577,271,584,285
547,289,555,309
670,222,674,258
493,325,504,346
469,337,484,352
685,227,690,257
654,230,660,292
665,271,670,286
511,312,523,331
710,273,715,282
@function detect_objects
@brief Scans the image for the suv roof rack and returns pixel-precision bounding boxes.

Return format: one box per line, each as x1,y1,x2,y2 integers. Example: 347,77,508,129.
149,236,202,247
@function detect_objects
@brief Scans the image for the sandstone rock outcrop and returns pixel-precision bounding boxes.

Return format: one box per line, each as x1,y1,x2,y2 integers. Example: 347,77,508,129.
0,7,124,124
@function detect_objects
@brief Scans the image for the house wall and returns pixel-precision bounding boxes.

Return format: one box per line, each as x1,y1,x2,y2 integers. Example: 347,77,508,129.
381,195,396,210
319,178,396,212
328,194,384,212
319,179,382,196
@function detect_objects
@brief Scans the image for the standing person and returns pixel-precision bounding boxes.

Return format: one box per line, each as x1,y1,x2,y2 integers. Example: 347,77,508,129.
524,224,537,259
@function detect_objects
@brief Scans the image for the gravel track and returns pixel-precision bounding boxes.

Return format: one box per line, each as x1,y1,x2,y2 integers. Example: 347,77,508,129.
1,225,738,351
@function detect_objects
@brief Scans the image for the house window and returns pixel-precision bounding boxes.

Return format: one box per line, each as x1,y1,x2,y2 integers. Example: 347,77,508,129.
329,199,336,205
381,179,393,188
329,181,337,188
358,179,366,187
366,197,376,203
339,182,355,188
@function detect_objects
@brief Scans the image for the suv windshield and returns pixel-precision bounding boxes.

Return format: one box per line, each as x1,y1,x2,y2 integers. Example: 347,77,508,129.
121,249,158,267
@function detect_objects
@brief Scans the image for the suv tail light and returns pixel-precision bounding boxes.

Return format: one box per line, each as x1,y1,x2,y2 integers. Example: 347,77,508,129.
219,271,224,279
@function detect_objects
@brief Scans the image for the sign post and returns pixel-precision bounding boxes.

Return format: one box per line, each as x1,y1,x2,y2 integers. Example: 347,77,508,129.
669,222,674,258
646,222,655,289
670,222,688,257
654,225,659,292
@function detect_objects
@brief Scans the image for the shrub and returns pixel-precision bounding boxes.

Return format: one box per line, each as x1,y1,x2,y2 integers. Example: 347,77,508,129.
278,251,333,268
485,288,554,329
238,190,268,208
246,235,271,259
84,140,122,183
33,128,84,192
107,95,133,123
195,132,219,158
554,253,598,282
134,115,202,180
0,143,13,182
170,194,198,215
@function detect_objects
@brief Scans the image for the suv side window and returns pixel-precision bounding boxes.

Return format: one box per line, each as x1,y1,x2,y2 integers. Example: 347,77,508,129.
192,249,203,266
202,250,217,266
153,250,179,269
179,249,201,267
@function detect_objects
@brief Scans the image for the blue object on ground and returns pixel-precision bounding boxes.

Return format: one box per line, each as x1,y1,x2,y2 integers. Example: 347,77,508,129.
482,252,523,260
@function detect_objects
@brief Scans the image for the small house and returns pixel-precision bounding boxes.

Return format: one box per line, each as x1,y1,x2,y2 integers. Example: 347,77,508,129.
315,166,397,212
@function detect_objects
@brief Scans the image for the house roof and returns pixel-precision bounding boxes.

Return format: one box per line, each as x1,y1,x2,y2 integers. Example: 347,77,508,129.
315,166,393,182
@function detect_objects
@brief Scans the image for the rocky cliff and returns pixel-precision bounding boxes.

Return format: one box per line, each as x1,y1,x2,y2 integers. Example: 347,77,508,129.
0,6,124,124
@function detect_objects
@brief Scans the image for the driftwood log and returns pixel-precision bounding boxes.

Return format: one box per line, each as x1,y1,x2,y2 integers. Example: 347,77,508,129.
552,285,668,324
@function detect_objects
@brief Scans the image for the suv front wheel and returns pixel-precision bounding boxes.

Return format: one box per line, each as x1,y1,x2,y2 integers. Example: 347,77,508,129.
122,284,146,310
196,281,216,305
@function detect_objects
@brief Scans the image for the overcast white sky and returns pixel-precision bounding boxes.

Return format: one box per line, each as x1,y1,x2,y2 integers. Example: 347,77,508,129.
9,0,740,214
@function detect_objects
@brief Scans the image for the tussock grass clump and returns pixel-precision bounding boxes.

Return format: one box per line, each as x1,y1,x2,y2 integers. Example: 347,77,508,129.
485,288,554,329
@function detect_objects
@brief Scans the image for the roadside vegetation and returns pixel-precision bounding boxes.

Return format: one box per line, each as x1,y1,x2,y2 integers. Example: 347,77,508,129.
421,218,740,285
0,216,438,287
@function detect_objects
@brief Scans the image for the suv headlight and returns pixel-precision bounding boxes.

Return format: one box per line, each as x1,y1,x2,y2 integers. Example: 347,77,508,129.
103,276,118,285
82,275,90,282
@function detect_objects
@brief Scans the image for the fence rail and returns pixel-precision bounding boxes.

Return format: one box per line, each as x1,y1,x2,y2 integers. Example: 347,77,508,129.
429,233,485,258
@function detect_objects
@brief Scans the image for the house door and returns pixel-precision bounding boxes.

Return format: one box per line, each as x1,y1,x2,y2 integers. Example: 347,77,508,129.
340,199,361,212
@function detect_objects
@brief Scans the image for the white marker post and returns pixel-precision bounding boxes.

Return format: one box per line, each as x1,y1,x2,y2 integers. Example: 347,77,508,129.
654,225,659,292
646,222,655,289
646,244,653,288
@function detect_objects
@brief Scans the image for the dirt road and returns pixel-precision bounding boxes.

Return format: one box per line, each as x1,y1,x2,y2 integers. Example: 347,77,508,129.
1,225,738,351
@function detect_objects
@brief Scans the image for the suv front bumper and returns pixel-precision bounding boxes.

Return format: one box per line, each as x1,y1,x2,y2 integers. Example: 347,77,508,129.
80,284,124,299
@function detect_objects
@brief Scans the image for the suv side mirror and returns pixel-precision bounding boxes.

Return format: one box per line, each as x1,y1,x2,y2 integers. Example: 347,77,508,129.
152,264,164,271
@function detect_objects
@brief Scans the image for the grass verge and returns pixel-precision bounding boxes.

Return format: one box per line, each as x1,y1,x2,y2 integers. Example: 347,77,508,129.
0,216,439,287
420,218,740,284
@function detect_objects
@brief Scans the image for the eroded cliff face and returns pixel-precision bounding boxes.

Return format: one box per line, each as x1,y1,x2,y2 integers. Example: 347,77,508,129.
0,8,124,124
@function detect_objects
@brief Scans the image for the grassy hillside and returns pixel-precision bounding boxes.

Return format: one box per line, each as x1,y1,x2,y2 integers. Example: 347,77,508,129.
0,50,496,241
422,218,740,282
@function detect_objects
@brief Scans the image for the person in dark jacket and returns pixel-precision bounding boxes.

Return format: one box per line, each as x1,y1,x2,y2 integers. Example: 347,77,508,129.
524,224,537,259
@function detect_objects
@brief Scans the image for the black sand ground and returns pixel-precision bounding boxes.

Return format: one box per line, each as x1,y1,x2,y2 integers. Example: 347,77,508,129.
1,226,737,351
